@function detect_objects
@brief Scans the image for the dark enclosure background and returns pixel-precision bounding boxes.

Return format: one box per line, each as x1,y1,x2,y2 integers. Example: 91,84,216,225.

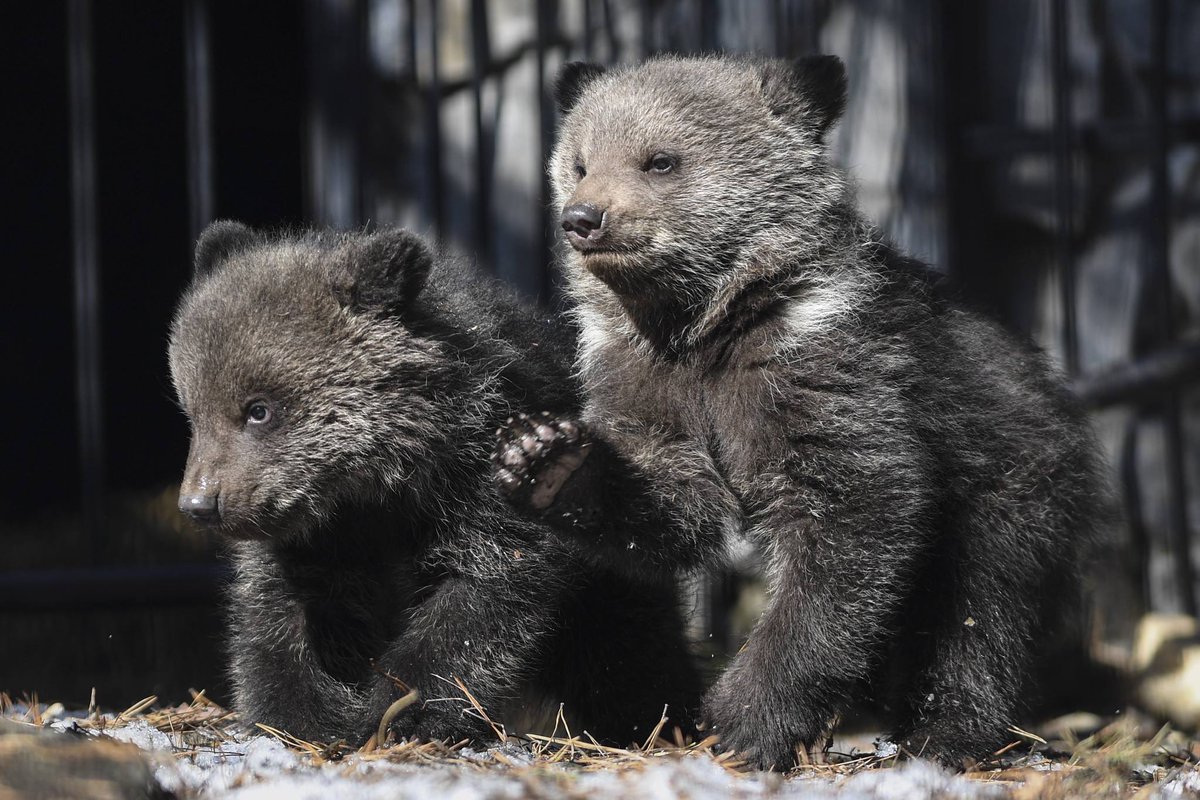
2,0,1197,713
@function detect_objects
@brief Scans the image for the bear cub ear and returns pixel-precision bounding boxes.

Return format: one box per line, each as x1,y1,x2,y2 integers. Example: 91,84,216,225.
341,228,434,314
761,54,848,138
554,62,607,115
193,220,260,280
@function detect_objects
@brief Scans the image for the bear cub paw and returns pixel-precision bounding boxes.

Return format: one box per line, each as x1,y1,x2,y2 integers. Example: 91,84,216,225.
703,675,821,772
493,412,591,511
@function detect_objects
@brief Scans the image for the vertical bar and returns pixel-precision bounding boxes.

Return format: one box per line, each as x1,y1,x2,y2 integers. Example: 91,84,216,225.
640,1,655,58
1050,0,1079,375
582,0,594,61
536,0,557,303
424,0,444,239
67,0,106,560
405,0,417,76
772,0,786,58
355,0,371,222
937,0,978,281
699,0,717,52
600,0,620,63
470,0,493,268
1120,420,1152,613
184,0,215,242
1147,0,1196,615
802,1,822,54
305,0,365,229
1161,408,1193,615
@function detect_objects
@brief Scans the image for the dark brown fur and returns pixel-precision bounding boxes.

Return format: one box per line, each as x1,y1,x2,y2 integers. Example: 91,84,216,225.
495,56,1108,769
169,222,701,745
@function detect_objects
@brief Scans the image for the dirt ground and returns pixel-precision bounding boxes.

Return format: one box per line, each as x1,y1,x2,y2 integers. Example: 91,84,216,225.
2,692,1198,799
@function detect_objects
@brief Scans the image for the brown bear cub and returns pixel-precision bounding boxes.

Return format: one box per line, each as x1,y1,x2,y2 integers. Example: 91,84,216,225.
494,56,1107,769
169,222,700,746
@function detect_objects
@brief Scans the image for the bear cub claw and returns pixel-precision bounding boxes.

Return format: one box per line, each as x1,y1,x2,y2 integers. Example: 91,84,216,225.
493,412,591,511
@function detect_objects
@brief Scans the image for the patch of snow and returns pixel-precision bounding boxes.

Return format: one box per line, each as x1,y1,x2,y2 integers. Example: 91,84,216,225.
835,760,1006,799
26,715,1030,800
579,757,776,800
167,734,306,795
105,719,175,752
1150,765,1200,799
457,742,536,766
873,740,899,760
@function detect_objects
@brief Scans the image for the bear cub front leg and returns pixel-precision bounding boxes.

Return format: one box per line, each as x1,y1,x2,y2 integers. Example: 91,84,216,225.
493,412,593,513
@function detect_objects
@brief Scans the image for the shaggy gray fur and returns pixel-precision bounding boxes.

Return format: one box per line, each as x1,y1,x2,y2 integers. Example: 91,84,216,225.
494,55,1108,770
169,223,701,746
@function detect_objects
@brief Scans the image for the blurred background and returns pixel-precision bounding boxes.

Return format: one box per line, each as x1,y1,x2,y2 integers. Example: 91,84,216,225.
2,0,1198,728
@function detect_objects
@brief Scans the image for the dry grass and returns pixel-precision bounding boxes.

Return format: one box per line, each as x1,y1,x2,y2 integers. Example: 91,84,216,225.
2,687,1197,797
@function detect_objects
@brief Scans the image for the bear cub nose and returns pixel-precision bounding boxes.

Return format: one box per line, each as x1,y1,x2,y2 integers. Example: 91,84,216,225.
179,493,220,522
560,204,605,241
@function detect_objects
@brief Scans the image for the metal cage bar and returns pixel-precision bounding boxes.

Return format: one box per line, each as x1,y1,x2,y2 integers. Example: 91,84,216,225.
183,0,215,244
535,0,557,302
699,0,718,52
600,0,621,63
67,0,106,561
1147,0,1196,616
305,0,367,228
470,0,494,269
582,0,596,61
1050,0,1079,376
423,0,445,240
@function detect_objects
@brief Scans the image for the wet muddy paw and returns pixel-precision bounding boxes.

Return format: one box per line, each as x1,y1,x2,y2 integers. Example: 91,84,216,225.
492,412,591,512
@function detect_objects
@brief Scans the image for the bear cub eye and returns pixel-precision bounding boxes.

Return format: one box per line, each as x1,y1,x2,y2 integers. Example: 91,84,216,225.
574,162,586,180
646,153,678,174
245,399,274,427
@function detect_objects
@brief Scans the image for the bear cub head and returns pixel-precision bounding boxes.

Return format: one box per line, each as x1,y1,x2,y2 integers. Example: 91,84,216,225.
169,222,450,541
551,55,850,338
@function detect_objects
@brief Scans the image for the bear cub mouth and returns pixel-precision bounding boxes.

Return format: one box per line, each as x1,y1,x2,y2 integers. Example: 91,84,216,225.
564,230,612,253
565,236,644,259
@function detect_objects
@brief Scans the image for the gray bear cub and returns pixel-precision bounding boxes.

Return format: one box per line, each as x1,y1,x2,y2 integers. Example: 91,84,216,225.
170,222,700,745
494,55,1107,769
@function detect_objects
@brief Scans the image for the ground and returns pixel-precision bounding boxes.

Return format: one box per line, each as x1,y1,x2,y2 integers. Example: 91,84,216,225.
1,692,1198,799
